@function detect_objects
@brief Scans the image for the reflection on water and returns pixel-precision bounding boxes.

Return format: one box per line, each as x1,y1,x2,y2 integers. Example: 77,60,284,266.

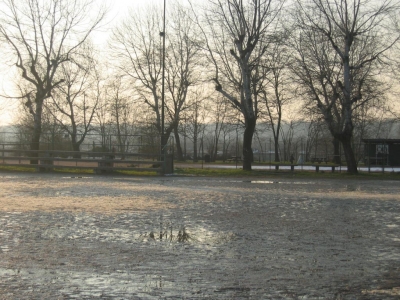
0,245,10,252
1,176,400,299
0,211,236,297
346,184,362,191
141,225,190,243
139,216,237,245
62,176,93,179
83,272,177,298
37,213,235,248
250,181,315,185
386,224,399,228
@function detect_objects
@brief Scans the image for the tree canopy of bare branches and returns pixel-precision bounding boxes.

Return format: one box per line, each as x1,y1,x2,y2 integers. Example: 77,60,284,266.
260,39,294,162
197,0,284,170
291,0,400,173
46,44,100,155
110,4,164,135
0,0,106,163
110,1,200,158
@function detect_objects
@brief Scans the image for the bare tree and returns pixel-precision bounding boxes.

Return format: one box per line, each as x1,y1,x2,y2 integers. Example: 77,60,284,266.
46,45,100,156
110,5,163,138
260,40,294,162
0,0,106,163
15,101,68,151
106,76,139,156
195,0,283,170
165,4,201,160
280,120,301,162
206,94,235,161
110,2,199,157
184,89,208,162
94,68,112,151
291,0,400,173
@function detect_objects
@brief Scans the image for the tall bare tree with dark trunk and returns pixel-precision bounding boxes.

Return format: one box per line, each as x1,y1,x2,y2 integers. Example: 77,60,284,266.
291,0,400,173
110,2,199,156
0,0,105,163
195,0,283,170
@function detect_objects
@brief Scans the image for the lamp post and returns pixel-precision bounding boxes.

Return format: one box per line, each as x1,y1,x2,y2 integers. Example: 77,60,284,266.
160,0,166,159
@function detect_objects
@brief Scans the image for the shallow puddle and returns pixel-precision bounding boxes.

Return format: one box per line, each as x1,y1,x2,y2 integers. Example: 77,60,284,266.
0,175,399,298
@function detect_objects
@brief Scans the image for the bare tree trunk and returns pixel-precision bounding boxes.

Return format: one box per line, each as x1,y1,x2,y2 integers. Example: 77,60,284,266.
341,135,358,174
274,140,280,162
69,122,81,159
332,137,341,164
30,101,43,164
174,126,184,161
243,117,256,171
193,134,198,162
71,137,81,159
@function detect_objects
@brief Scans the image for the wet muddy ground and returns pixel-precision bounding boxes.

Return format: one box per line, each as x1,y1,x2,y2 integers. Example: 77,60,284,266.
0,173,399,299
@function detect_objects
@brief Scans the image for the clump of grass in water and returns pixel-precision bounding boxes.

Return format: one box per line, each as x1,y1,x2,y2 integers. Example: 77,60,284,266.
145,227,190,243
177,226,190,242
142,217,191,243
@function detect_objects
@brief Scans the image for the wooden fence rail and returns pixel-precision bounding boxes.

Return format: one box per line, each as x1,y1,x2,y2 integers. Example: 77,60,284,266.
0,148,173,175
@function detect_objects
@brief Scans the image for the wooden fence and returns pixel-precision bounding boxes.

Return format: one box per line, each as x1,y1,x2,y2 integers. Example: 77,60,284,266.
0,147,173,175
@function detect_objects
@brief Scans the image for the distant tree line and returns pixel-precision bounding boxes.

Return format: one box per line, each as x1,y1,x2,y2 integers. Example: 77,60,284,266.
0,0,399,173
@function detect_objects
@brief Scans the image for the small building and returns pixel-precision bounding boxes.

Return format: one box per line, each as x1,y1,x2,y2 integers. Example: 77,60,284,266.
363,139,400,166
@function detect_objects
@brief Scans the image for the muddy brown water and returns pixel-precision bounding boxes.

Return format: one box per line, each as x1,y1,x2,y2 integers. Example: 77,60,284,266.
0,173,399,299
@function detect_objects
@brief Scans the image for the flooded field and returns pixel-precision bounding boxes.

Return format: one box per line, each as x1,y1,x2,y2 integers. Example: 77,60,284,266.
0,173,399,299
